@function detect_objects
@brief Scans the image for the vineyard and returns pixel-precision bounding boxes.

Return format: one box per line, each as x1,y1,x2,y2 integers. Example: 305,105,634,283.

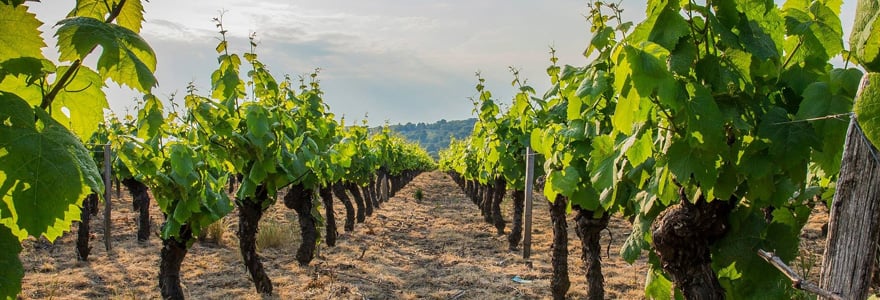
3,0,880,299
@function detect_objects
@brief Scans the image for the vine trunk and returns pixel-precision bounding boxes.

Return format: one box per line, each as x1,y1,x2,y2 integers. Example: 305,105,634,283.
237,185,272,295
574,207,610,300
123,177,151,242
320,186,337,247
285,184,318,265
333,182,356,232
550,195,570,300
508,190,524,251
158,225,191,300
652,190,733,300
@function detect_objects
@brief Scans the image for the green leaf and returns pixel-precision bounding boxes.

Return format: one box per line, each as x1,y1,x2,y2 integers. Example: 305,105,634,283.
628,0,686,49
50,66,108,140
667,139,716,189
137,94,164,142
0,92,102,241
625,131,653,167
648,3,690,50
612,90,640,135
645,266,674,300
117,0,145,33
621,213,653,263
712,206,801,299
68,0,145,26
547,166,580,198
0,0,25,6
625,42,672,99
850,0,880,71
797,80,854,174
590,135,616,189
0,225,23,299
758,106,820,169
55,17,157,93
686,84,725,149
855,73,880,148
245,104,271,142
783,3,844,64
0,73,43,106
0,4,46,62
735,0,785,61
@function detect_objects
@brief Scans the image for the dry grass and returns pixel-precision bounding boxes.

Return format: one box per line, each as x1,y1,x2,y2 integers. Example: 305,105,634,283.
199,216,231,246
256,218,295,251
18,171,830,299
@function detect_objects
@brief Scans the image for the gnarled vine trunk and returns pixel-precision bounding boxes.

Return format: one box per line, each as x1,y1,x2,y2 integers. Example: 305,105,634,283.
320,186,337,247
333,182,355,232
368,177,380,210
549,195,570,300
481,184,493,224
123,177,151,242
491,177,506,235
652,190,733,300
574,206,610,300
346,183,367,222
284,184,318,265
237,184,272,295
508,189,524,251
76,193,99,261
159,225,191,300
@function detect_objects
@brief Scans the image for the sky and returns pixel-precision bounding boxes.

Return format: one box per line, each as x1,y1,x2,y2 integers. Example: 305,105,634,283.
29,1,858,126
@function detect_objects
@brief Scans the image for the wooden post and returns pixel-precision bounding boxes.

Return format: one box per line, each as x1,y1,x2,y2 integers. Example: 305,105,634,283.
819,74,880,299
103,144,112,252
523,147,535,260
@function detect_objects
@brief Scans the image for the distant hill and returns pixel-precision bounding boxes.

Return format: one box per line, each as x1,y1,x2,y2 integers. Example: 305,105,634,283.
378,118,476,158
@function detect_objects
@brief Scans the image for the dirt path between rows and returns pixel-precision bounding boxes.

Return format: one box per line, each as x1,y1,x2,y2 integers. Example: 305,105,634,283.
19,171,825,299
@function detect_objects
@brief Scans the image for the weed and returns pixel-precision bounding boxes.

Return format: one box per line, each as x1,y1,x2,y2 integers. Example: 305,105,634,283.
256,219,293,251
199,216,230,246
414,189,424,202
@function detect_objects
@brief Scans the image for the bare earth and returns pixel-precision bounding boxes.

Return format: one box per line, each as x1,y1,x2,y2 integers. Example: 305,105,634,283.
19,171,826,299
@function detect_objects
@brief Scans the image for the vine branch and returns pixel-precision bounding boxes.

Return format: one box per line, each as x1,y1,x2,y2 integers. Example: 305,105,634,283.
757,249,843,300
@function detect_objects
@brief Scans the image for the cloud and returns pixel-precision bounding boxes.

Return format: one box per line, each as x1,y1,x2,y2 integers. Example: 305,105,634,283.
27,0,863,127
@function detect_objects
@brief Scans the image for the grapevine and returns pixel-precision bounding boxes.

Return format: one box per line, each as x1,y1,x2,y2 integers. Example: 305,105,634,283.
0,1,156,298
440,0,863,298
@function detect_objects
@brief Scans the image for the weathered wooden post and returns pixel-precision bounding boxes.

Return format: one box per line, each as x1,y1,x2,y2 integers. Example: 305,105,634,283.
523,147,535,260
819,0,880,297
103,144,112,251
819,75,880,299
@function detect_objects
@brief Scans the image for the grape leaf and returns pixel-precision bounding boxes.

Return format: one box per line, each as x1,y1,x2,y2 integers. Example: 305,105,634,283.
850,0,880,71
625,131,653,167
645,266,674,300
796,81,854,174
667,140,716,190
55,17,157,93
545,166,580,199
648,3,689,50
115,0,146,33
686,84,725,150
0,73,43,104
590,135,616,189
855,73,880,148
0,0,25,6
0,4,45,62
0,92,102,241
68,0,145,33
0,225,22,299
51,66,108,140
758,106,820,169
137,94,165,143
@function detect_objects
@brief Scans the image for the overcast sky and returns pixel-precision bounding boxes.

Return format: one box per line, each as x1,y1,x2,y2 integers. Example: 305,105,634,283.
29,1,857,126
